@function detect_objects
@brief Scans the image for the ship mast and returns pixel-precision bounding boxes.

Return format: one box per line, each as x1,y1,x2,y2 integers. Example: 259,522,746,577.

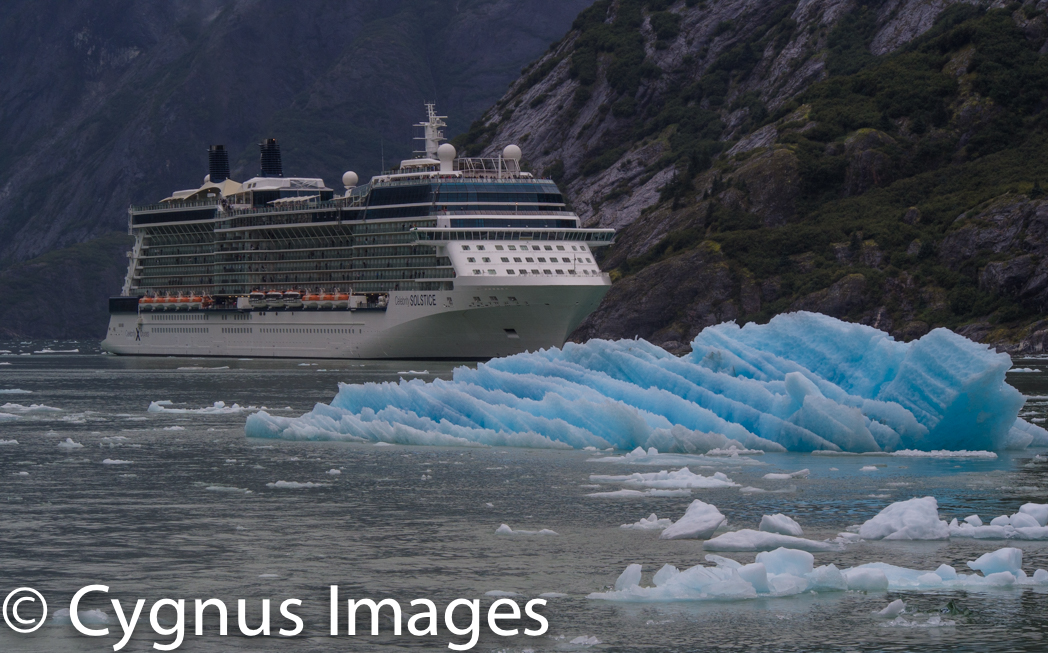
414,103,447,159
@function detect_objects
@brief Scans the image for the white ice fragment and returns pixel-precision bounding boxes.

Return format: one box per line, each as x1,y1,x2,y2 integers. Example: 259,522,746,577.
653,564,680,587
327,469,341,475
990,515,1011,527
15,471,28,476
704,530,839,552
755,548,814,576
1009,512,1040,528
586,489,692,498
495,524,558,536
809,564,847,591
935,564,957,580
890,449,997,459
614,564,642,591
57,438,83,450
762,469,809,480
0,389,32,394
206,486,252,494
162,426,185,431
759,513,803,536
539,592,569,598
858,497,949,540
877,599,906,617
860,465,878,471
266,481,328,488
621,513,672,530
964,515,983,527
102,459,133,465
484,590,520,597
703,555,741,569
0,439,18,445
52,608,108,625
737,562,770,593
569,636,601,646
484,502,494,508
1033,569,1048,583
967,548,1022,576
1019,502,1048,526
660,500,726,540
591,468,737,489
842,568,889,591
149,400,258,414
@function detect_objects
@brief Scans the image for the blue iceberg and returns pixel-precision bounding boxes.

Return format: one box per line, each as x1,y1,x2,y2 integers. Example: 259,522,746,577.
245,312,1047,452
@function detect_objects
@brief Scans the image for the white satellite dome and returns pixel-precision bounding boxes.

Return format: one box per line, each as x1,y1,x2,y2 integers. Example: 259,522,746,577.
437,143,456,172
342,171,359,188
204,174,211,183
502,144,522,162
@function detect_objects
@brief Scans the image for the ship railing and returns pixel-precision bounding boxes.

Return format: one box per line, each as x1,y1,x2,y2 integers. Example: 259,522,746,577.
132,200,221,213
369,175,549,189
411,227,616,244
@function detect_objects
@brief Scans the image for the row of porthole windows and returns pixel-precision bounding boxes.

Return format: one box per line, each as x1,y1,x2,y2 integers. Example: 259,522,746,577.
471,269,596,276
468,255,592,264
461,243,588,253
152,327,209,333
221,327,253,333
258,327,359,334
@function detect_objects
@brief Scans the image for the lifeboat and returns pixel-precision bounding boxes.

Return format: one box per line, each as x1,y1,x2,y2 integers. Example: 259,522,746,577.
248,291,267,309
139,295,157,311
319,291,335,310
161,293,177,310
175,293,191,310
333,291,350,310
283,290,303,309
187,294,203,310
303,292,321,309
265,290,285,309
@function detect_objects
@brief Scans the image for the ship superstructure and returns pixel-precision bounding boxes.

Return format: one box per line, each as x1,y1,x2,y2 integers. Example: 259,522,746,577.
102,105,614,359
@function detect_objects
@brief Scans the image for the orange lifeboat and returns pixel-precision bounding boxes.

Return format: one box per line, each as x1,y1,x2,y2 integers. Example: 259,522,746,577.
319,291,335,310
161,293,177,310
175,293,191,310
187,294,203,310
333,290,350,310
303,292,321,309
139,295,157,311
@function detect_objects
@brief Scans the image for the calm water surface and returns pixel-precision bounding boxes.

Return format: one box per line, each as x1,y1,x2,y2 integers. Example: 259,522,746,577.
2,341,1048,651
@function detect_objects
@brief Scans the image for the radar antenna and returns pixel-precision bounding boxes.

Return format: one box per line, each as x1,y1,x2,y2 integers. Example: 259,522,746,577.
414,103,447,159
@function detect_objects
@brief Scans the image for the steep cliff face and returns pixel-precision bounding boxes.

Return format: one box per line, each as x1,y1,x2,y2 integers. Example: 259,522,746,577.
459,0,1048,353
0,0,592,267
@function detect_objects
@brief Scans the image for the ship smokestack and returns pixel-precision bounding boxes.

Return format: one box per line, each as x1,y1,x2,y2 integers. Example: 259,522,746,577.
259,138,283,177
208,145,230,183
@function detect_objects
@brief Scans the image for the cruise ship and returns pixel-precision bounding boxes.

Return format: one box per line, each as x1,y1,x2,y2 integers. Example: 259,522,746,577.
101,106,614,359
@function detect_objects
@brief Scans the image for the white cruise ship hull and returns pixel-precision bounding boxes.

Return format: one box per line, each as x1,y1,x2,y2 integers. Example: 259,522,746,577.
101,280,609,359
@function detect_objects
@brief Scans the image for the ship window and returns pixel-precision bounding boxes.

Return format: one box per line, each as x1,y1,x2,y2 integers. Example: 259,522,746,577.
477,245,485,250
467,257,475,263
508,245,516,250
532,269,540,275
543,269,552,275
556,246,565,250
513,257,521,263
544,245,552,251
482,257,490,263
501,257,509,263
586,258,592,263
489,296,498,302
462,245,470,250
519,270,528,275
537,257,546,263
572,246,578,251
569,269,577,275
473,270,482,275
555,269,564,275
487,270,496,275
495,245,504,251
507,269,515,275
525,257,534,263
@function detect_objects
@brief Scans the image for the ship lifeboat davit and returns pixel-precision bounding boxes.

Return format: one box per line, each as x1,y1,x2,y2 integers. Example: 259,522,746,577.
161,293,177,310
187,294,203,310
283,290,303,309
175,293,192,310
333,291,350,310
303,292,321,309
248,291,267,309
139,295,157,311
265,290,285,309
319,291,335,310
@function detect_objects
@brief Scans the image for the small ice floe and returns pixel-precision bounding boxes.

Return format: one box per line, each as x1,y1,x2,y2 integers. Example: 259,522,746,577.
860,465,879,472
33,348,79,354
877,599,906,617
1008,367,1038,373
569,635,600,646
858,497,949,540
162,426,185,431
52,608,108,625
660,501,725,540
374,442,395,447
495,524,558,536
206,486,252,494
590,468,737,489
949,502,1048,539
326,469,341,475
484,590,520,597
421,474,431,480
259,574,279,578
703,530,841,553
148,400,258,414
102,459,133,465
177,366,229,370
0,413,16,421
763,469,809,480
397,370,429,375
14,471,29,476
57,438,83,450
759,514,804,537
586,489,692,498
539,592,569,598
3,403,62,414
484,502,494,508
266,481,328,489
889,449,997,459
621,513,672,530
0,439,18,445
590,446,767,467
739,485,796,494
224,459,237,463
883,615,955,628
0,389,32,394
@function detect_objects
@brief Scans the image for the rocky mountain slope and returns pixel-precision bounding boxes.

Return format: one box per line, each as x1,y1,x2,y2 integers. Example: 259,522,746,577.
457,0,1048,354
0,0,591,337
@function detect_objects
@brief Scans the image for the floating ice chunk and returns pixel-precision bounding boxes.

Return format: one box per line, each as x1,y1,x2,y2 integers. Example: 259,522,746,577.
495,524,558,536
102,459,132,465
57,438,83,450
162,426,185,431
266,481,328,488
755,548,814,576
615,564,643,590
3,403,61,414
935,564,957,580
877,599,906,617
484,590,520,597
15,471,28,476
706,446,765,455
34,348,78,354
569,636,601,646
539,592,569,598
964,515,983,527
653,564,681,586
858,497,949,540
1009,512,1040,528
759,514,803,536
762,469,809,480
737,563,770,593
1034,569,1048,583
205,486,252,494
860,465,878,471
967,548,1023,576
621,513,672,530
660,500,725,540
704,530,840,552
0,439,18,445
52,608,107,625
1009,367,1038,373
150,400,258,414
586,489,692,498
374,442,395,447
0,412,17,421
739,485,796,494
890,449,997,459
326,469,341,475
591,468,737,489
884,615,955,628
809,564,848,591
1019,502,1048,527
842,568,889,591
0,389,32,394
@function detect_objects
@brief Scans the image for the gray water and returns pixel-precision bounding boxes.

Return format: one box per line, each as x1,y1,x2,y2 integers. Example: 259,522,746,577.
2,341,1048,651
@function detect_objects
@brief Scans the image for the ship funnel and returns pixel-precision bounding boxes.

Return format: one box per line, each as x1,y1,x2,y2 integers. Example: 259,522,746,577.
208,145,230,183
259,138,283,177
